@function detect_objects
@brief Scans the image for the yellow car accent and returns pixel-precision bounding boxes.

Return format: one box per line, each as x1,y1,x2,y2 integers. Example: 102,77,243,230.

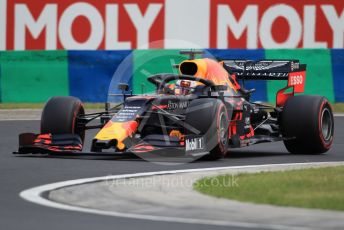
94,120,138,150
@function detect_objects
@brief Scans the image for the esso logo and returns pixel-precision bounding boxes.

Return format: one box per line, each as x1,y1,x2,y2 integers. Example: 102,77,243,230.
290,75,303,85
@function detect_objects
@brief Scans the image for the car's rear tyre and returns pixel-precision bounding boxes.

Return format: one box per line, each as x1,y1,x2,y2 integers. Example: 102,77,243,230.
281,95,334,154
185,99,229,160
41,96,85,142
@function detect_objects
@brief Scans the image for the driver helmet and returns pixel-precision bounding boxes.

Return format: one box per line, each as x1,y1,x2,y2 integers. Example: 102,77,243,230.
174,80,196,95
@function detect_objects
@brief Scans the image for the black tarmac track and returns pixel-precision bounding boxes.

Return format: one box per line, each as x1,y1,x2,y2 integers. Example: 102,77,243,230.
1,118,344,230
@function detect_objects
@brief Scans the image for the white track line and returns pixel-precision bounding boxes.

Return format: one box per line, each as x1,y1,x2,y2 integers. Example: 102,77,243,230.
20,162,342,230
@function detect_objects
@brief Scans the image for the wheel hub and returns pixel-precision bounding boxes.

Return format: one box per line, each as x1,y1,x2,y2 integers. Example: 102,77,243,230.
321,108,333,142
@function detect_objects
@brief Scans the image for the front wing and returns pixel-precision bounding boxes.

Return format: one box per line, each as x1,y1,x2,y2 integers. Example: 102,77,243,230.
14,133,209,159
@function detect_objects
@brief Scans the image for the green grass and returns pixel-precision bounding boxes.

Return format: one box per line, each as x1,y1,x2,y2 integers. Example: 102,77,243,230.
332,103,344,113
0,103,105,110
194,166,344,211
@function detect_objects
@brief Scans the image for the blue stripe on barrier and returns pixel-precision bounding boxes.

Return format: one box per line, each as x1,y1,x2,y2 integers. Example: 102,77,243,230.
205,49,266,102
331,49,344,102
68,50,132,102
19,49,341,103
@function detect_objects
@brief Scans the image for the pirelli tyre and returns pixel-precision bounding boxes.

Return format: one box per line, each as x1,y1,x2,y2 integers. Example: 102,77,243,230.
185,98,229,160
281,95,334,154
41,96,85,142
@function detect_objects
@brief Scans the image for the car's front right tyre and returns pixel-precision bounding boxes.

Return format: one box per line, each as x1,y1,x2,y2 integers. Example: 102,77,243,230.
185,98,229,160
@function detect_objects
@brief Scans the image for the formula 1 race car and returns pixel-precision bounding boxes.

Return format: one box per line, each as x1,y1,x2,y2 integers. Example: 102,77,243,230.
15,50,334,161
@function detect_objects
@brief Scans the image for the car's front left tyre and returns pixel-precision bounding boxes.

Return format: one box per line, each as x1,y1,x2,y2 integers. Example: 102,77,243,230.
41,96,85,142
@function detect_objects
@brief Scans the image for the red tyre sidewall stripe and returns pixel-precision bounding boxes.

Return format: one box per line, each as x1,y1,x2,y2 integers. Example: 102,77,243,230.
318,99,333,149
72,102,82,134
216,104,228,155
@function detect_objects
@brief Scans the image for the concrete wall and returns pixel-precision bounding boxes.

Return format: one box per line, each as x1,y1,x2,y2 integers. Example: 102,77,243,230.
0,49,343,103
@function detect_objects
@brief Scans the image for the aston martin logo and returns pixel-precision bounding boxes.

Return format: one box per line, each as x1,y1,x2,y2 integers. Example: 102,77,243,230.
167,100,189,110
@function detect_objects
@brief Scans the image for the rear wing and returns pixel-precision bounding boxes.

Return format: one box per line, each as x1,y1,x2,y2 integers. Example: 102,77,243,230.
222,60,306,80
222,60,307,107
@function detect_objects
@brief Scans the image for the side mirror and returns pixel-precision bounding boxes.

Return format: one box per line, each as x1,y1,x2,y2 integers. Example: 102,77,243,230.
118,83,129,91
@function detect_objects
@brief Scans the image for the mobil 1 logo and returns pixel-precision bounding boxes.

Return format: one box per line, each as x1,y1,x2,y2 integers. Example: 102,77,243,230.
185,136,205,154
